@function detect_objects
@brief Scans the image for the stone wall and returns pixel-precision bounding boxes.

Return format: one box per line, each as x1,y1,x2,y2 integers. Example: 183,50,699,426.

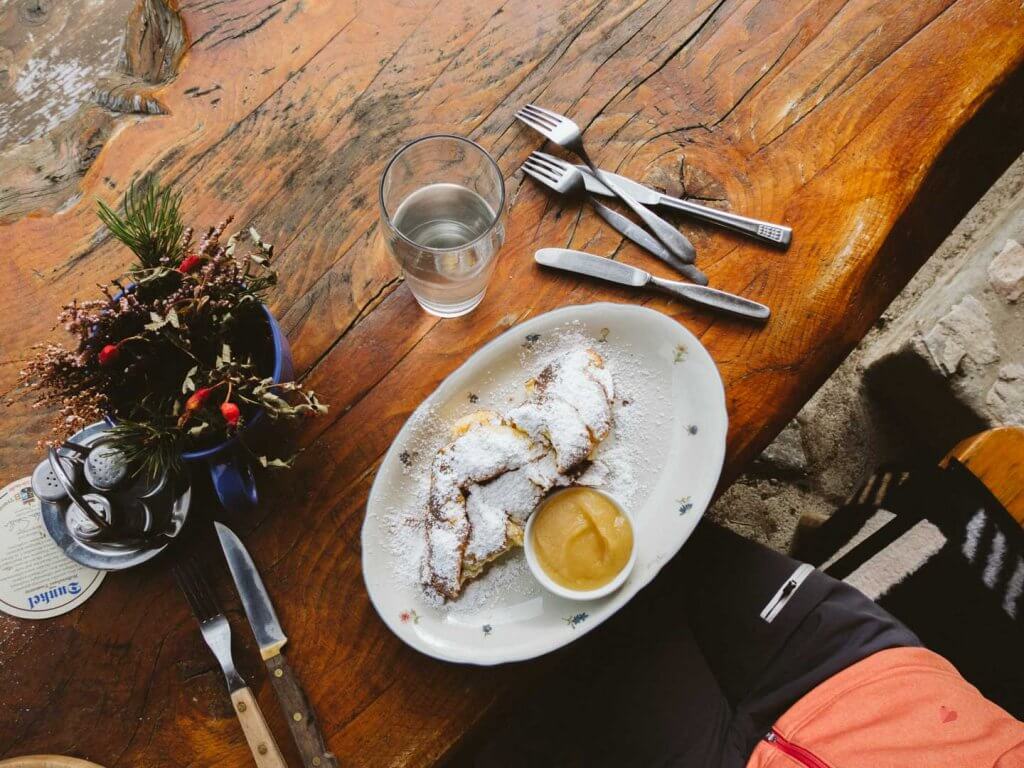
712,153,1024,551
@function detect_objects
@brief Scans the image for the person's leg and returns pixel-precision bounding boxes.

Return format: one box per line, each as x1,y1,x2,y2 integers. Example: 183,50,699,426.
677,521,920,757
470,600,733,768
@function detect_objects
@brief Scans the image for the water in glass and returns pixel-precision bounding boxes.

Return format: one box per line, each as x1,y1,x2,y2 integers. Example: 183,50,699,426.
388,182,502,316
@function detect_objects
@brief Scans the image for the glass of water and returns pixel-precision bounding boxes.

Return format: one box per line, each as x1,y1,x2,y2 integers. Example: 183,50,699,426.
379,134,506,318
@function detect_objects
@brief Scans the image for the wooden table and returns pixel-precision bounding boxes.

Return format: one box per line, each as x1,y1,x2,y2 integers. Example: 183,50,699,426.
2,1,1023,765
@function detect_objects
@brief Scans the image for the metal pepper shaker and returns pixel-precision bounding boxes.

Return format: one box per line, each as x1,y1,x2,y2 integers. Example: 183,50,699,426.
32,422,191,571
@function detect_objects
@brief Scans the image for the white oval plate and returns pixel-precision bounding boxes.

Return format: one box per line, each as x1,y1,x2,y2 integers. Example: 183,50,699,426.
362,302,727,665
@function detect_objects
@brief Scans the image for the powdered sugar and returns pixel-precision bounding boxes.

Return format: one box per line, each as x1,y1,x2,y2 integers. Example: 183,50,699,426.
507,399,591,472
378,321,666,615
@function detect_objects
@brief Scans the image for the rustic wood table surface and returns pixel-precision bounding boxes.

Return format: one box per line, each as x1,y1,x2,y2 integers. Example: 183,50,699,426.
2,0,1023,765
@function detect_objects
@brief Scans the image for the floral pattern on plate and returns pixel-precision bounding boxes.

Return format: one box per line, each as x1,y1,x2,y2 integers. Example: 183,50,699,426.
563,612,589,629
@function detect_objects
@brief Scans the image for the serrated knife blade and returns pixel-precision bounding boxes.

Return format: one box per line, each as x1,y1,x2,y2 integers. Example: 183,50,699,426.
216,521,287,659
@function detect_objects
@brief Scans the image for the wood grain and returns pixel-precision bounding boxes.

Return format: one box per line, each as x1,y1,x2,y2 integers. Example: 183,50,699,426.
1,1,1024,766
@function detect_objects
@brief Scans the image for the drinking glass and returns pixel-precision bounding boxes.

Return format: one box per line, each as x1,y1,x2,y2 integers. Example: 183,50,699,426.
379,134,506,317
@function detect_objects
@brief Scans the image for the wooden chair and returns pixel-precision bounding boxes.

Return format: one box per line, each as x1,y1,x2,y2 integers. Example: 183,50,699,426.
792,426,1024,553
941,426,1024,526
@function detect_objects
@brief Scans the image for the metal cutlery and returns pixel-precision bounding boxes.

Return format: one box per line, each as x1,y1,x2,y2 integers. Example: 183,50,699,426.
216,522,339,768
174,555,287,768
573,162,792,247
535,248,770,321
522,153,708,285
589,199,709,285
515,103,697,264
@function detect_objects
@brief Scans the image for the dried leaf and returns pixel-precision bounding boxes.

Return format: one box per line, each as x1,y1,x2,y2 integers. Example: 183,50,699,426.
258,455,292,469
181,366,198,394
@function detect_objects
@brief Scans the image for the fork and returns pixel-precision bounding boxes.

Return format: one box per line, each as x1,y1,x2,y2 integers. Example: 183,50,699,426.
516,103,696,264
522,153,709,286
174,556,287,768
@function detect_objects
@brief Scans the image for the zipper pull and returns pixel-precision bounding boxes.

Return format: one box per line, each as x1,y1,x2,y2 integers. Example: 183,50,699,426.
764,731,777,743
760,563,815,623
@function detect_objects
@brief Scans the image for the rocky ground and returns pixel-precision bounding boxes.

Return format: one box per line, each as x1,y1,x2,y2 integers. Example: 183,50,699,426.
712,153,1024,551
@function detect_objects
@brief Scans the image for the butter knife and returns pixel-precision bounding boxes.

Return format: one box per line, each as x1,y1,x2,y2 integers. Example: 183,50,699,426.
589,199,709,286
535,248,770,321
216,522,339,768
578,166,792,248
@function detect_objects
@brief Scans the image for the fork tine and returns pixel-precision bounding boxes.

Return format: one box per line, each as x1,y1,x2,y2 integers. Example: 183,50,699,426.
190,560,220,618
524,153,565,173
174,562,204,619
525,103,567,122
521,104,559,128
523,160,561,184
516,106,557,130
174,556,219,622
522,162,560,187
532,150,571,168
527,152,566,175
521,167,553,189
516,112,555,135
515,110,550,134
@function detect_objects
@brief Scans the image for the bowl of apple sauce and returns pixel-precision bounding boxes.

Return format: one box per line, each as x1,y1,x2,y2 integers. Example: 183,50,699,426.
524,487,637,601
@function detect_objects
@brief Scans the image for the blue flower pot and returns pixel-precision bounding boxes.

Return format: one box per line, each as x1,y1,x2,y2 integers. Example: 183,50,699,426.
180,304,293,515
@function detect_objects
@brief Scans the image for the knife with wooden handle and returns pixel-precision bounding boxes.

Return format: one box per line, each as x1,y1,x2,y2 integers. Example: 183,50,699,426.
216,522,339,768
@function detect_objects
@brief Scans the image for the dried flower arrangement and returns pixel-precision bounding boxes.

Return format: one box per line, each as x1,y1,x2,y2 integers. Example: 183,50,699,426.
19,182,326,480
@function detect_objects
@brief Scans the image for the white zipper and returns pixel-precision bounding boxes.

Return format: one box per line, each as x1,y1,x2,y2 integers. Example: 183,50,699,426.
760,563,815,623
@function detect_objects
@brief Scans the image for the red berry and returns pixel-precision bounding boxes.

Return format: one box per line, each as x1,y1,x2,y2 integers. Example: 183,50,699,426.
178,254,202,273
185,387,213,412
220,401,241,427
98,344,121,367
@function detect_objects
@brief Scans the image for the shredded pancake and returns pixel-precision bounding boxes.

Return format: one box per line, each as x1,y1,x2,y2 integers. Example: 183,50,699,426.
422,347,616,601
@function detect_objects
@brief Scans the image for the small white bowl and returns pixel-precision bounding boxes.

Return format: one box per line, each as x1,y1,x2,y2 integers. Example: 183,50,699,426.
524,489,638,601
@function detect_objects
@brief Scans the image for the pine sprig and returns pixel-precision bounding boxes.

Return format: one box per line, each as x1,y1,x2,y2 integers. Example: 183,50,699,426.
22,181,327,482
97,181,185,269
105,419,185,482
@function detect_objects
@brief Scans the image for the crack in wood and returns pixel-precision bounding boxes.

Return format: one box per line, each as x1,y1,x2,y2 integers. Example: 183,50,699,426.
297,274,405,385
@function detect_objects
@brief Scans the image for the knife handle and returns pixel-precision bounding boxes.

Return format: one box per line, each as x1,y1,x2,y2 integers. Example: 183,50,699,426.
657,195,792,248
230,686,288,768
267,653,340,768
587,199,709,286
599,175,697,263
650,276,771,322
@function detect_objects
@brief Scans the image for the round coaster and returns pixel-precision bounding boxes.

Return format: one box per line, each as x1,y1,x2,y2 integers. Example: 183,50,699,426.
0,478,105,619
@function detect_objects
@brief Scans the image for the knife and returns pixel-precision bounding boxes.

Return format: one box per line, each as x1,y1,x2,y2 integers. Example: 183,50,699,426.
577,166,792,248
216,521,340,768
535,248,770,321
588,199,709,286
